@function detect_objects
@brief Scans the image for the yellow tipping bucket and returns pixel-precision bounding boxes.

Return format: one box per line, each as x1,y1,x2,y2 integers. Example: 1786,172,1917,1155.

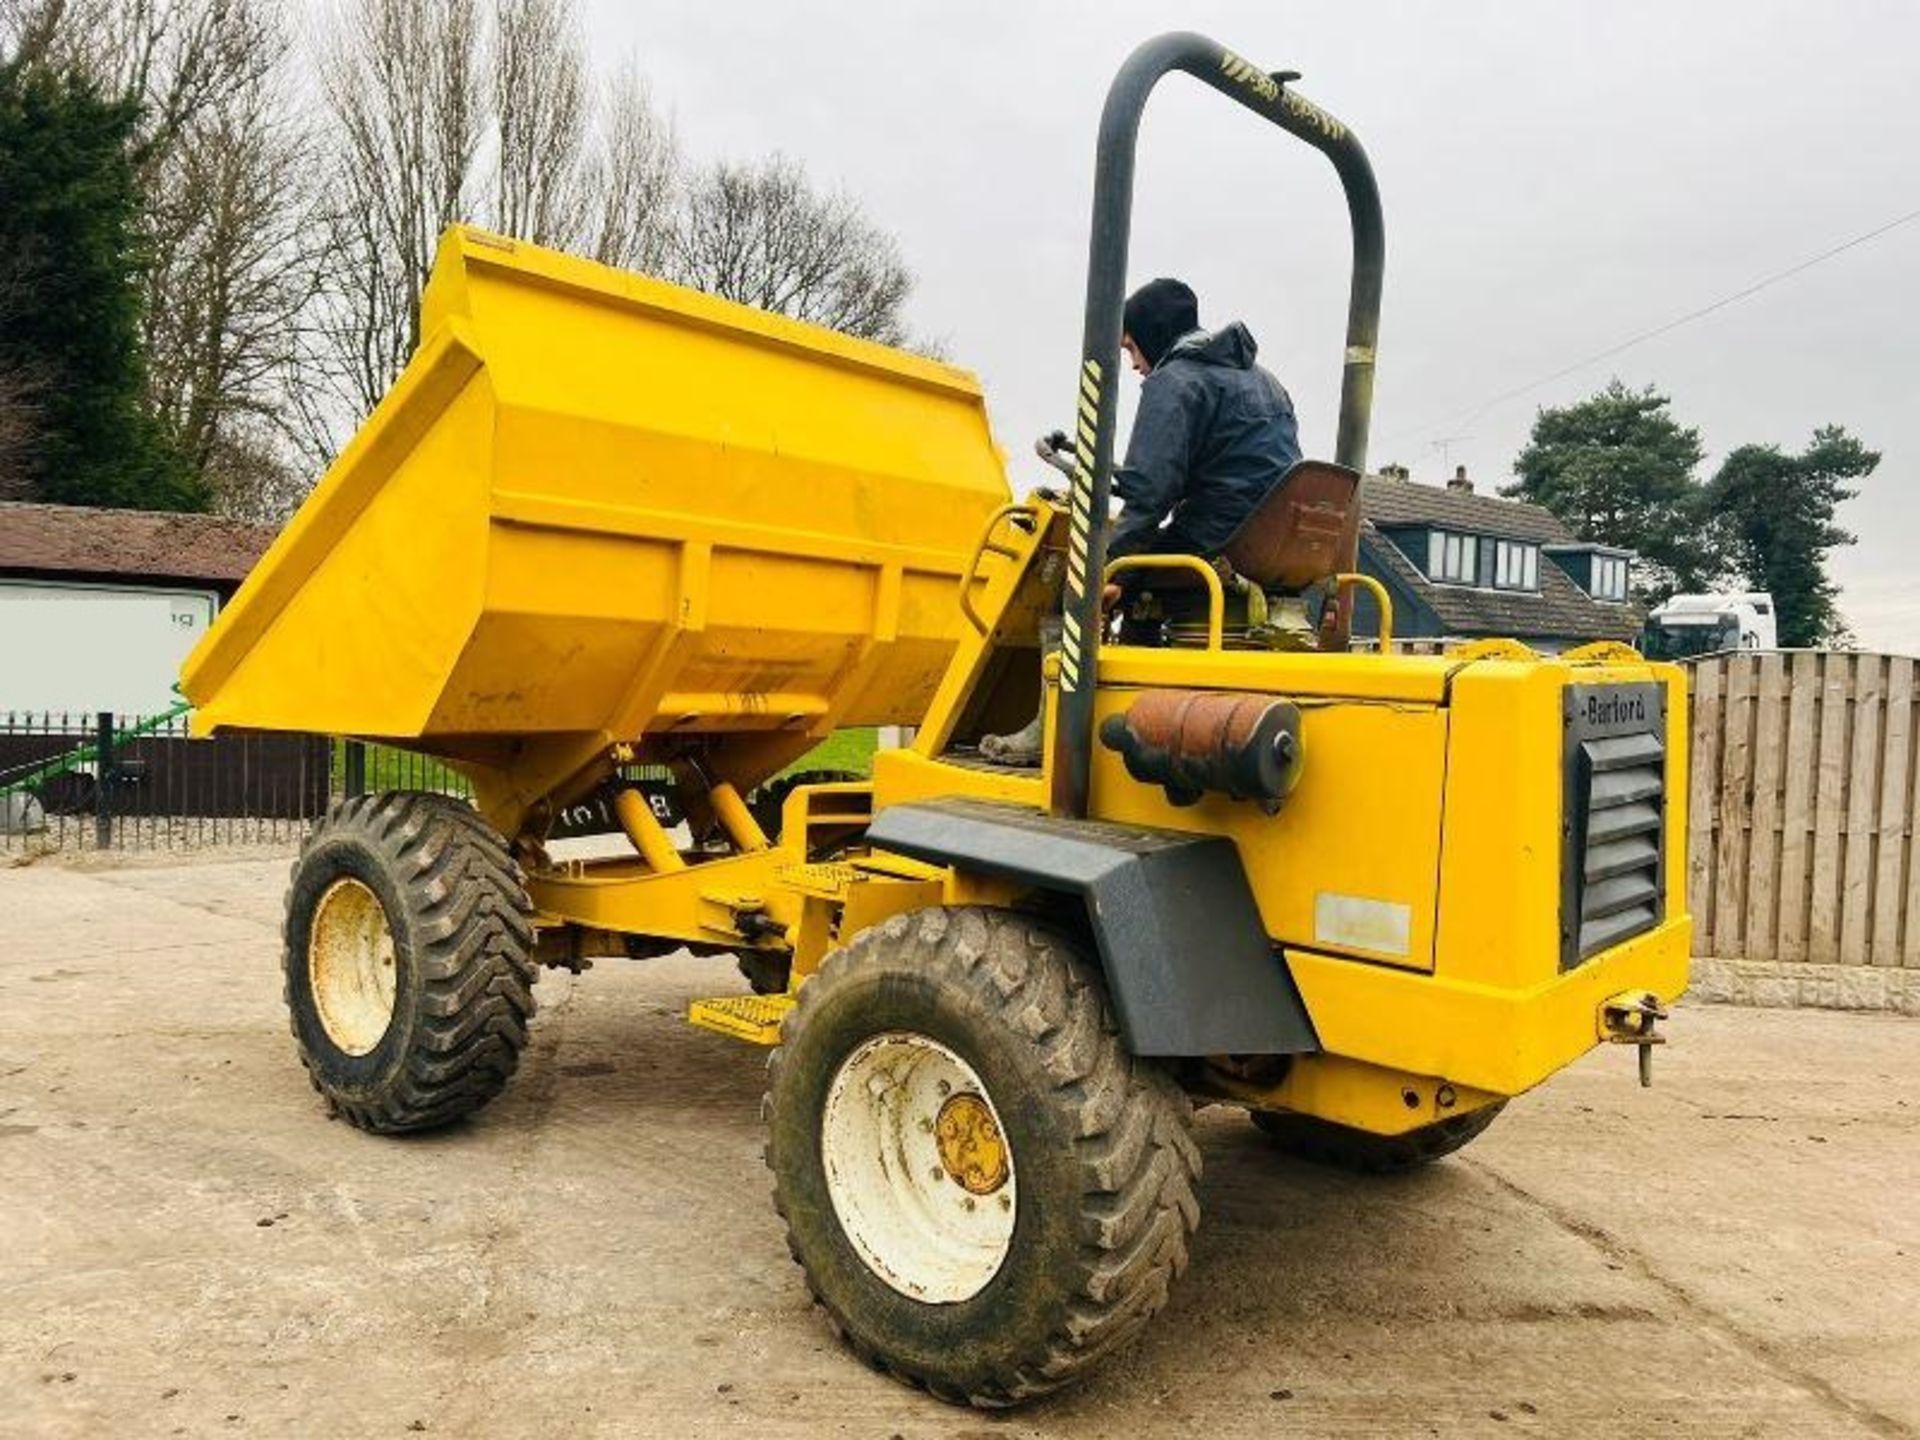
182,228,1009,817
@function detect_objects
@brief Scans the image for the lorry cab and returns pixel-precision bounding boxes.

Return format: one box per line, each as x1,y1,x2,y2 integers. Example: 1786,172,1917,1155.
1642,591,1777,658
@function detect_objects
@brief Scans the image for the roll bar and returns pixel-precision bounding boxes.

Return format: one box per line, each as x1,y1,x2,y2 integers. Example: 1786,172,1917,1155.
1049,31,1385,818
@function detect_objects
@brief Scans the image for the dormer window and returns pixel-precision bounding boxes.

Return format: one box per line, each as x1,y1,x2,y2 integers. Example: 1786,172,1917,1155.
1493,539,1539,591
1426,530,1479,585
1590,554,1629,601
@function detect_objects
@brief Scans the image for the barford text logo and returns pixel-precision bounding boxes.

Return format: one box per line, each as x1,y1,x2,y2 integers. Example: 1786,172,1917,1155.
1584,691,1649,729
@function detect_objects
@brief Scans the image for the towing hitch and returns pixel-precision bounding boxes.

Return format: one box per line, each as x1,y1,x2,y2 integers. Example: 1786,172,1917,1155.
1600,990,1669,1087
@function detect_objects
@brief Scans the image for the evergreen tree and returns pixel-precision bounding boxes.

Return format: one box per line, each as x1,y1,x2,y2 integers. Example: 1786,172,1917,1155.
1505,380,1724,602
0,57,200,510
1707,427,1878,647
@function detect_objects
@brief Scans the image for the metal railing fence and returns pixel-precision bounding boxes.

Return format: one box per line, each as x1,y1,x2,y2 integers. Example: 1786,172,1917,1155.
0,711,468,855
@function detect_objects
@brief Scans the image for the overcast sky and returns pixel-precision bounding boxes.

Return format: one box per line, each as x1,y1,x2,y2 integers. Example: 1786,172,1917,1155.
579,1,1919,650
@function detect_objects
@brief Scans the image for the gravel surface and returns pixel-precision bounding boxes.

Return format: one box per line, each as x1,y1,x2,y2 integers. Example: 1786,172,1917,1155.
4,856,1917,1438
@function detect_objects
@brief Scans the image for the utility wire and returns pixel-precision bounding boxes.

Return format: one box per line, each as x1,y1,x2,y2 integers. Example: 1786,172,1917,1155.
1385,204,1920,450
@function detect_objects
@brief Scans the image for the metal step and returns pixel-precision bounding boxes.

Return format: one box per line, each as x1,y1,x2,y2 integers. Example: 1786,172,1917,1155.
687,993,794,1046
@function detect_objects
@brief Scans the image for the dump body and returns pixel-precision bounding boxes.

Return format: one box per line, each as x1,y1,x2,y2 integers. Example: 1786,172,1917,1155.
181,229,1009,822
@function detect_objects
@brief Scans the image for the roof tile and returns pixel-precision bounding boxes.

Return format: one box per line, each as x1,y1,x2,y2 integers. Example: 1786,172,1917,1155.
0,501,278,586
1361,475,1574,545
1363,522,1640,642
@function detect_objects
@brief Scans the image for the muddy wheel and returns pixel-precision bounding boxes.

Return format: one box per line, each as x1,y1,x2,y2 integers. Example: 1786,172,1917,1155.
1251,1102,1505,1174
766,906,1200,1407
283,791,536,1133
735,950,791,997
747,768,864,846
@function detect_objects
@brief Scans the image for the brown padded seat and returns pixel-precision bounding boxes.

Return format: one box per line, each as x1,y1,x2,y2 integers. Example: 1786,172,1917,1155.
1220,459,1362,589
1140,459,1362,592
1119,460,1363,651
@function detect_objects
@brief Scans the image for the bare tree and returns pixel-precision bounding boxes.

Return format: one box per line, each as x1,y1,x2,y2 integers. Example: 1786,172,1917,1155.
294,0,914,464
5,0,317,515
492,0,589,248
588,64,678,273
669,154,914,345
306,0,483,433
295,0,681,460
0,0,64,64
8,0,925,499
7,0,277,157
145,71,318,515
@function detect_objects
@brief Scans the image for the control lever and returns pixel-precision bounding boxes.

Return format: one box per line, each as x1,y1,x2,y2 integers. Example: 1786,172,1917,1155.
1035,430,1078,479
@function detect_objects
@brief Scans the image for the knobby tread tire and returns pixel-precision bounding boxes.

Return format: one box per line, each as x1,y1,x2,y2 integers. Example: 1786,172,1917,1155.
765,905,1200,1408
1252,1101,1505,1174
283,790,536,1134
747,768,865,847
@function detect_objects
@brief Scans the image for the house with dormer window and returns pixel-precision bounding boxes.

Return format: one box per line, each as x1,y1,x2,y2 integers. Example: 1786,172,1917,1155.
1345,465,1640,651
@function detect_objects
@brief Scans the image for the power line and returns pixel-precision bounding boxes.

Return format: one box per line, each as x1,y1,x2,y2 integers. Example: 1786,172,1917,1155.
1384,204,1920,451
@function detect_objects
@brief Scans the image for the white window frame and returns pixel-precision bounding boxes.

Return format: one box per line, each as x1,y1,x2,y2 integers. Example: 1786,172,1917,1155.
1594,555,1628,601
1494,540,1540,591
1425,530,1480,585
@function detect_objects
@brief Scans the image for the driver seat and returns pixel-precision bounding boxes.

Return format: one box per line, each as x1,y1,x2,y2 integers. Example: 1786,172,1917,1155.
1121,459,1363,650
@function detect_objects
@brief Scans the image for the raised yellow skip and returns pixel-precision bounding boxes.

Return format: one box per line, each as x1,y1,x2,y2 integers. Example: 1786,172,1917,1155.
182,226,1007,830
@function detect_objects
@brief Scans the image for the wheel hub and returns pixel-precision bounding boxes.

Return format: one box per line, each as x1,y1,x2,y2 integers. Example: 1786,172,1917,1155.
935,1092,1009,1196
308,877,397,1056
819,1032,1017,1303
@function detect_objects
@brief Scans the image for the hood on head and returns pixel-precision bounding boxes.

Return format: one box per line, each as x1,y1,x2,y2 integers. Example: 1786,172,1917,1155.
1122,278,1199,367
1166,321,1258,369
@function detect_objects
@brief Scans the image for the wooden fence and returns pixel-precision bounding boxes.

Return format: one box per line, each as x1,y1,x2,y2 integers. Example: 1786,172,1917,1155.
1687,651,1920,965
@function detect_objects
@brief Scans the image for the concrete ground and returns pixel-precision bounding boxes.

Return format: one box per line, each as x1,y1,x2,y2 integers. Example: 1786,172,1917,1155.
4,855,1918,1440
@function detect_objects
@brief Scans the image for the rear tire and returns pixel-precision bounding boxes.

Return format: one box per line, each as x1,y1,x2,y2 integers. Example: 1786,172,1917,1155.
1251,1102,1504,1174
283,791,536,1133
747,768,865,849
766,906,1200,1407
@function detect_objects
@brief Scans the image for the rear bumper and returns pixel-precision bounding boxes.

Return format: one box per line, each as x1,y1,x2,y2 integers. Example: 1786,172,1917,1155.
1285,916,1693,1098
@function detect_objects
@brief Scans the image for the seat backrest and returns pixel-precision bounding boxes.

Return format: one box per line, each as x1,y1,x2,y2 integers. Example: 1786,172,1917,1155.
1219,459,1363,591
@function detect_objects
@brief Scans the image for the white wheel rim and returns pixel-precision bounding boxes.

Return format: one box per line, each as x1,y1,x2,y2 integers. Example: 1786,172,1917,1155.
308,878,398,1057
820,1032,1017,1303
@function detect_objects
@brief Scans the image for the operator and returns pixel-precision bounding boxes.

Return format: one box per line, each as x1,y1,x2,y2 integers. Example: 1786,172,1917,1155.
1105,276,1302,573
980,277,1302,765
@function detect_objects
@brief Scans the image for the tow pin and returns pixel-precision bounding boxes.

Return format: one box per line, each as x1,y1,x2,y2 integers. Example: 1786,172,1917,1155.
1601,991,1669,1088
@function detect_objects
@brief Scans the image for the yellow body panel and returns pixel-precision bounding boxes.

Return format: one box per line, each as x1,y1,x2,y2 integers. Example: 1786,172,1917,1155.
1088,671,1450,971
529,850,797,951
1285,916,1690,1099
181,228,1008,827
871,618,1692,1131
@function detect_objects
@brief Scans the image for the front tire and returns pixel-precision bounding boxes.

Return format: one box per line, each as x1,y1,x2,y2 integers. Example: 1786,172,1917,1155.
766,906,1200,1407
1251,1102,1505,1174
283,791,536,1133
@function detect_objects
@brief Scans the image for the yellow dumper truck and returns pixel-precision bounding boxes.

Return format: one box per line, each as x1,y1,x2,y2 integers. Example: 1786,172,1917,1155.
182,32,1690,1407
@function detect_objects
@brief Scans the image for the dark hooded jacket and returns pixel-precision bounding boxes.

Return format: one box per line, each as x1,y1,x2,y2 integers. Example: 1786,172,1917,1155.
1108,322,1301,561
